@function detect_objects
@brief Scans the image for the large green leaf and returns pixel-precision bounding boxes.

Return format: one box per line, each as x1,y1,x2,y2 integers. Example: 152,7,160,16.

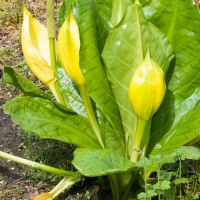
3,66,73,113
3,97,99,148
3,67,50,99
94,0,112,22
143,0,200,154
102,3,174,156
72,148,133,176
57,65,124,152
59,0,123,138
74,0,122,135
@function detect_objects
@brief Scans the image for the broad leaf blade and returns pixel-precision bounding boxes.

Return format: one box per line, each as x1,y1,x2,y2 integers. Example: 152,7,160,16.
74,0,122,135
3,97,99,148
3,67,50,99
102,3,173,156
3,66,73,112
143,0,200,154
57,66,87,118
72,148,133,176
94,0,112,22
58,0,123,143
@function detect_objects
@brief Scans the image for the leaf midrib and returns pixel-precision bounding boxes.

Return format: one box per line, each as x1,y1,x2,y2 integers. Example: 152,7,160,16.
167,0,179,42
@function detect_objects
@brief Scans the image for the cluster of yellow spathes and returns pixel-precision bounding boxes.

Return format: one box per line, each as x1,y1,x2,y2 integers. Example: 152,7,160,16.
22,7,85,101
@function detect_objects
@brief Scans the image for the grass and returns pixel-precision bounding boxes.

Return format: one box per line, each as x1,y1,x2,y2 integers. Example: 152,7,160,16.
17,130,76,185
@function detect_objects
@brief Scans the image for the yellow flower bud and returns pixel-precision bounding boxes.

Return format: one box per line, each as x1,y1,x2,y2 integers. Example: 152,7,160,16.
57,11,85,86
22,7,56,86
128,52,166,120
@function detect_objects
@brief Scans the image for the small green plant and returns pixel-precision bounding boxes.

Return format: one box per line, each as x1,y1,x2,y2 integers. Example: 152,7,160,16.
85,190,92,200
1,0,200,200
76,192,83,199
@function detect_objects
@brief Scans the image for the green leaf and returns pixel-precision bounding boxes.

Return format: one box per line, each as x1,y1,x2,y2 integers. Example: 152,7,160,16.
137,146,200,177
136,155,174,177
143,0,200,154
72,148,133,176
3,66,73,113
163,186,176,200
97,108,124,153
3,97,99,148
110,0,133,26
59,0,123,140
102,3,173,156
57,64,123,152
172,146,200,161
137,190,157,199
57,66,87,118
71,0,123,146
174,178,188,185
94,0,112,22
3,67,50,99
153,180,171,191
58,0,74,26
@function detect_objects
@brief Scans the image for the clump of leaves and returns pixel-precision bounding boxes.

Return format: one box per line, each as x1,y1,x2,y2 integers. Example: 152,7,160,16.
1,0,200,200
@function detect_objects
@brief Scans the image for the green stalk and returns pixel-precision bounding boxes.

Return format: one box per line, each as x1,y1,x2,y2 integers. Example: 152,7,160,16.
121,172,138,200
179,158,182,198
0,151,80,177
130,118,151,162
108,174,121,200
79,84,105,148
49,38,66,105
47,0,65,105
49,176,81,198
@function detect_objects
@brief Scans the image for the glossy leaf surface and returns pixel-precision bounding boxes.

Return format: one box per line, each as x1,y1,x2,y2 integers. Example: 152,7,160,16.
3,97,99,148
143,0,200,154
72,148,133,176
102,3,173,155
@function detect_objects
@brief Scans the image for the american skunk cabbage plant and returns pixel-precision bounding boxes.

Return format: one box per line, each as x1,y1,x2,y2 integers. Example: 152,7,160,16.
1,0,200,199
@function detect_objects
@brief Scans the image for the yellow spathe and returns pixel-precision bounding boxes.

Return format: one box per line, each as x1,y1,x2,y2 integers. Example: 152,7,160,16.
22,8,55,86
57,11,85,86
129,52,166,120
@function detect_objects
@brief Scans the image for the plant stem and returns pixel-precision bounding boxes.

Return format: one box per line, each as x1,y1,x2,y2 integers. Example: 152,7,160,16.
47,0,65,105
108,174,120,200
49,176,81,198
130,118,151,162
49,38,57,72
49,38,66,105
79,84,105,148
179,158,182,198
157,165,161,200
0,151,80,177
121,172,137,200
